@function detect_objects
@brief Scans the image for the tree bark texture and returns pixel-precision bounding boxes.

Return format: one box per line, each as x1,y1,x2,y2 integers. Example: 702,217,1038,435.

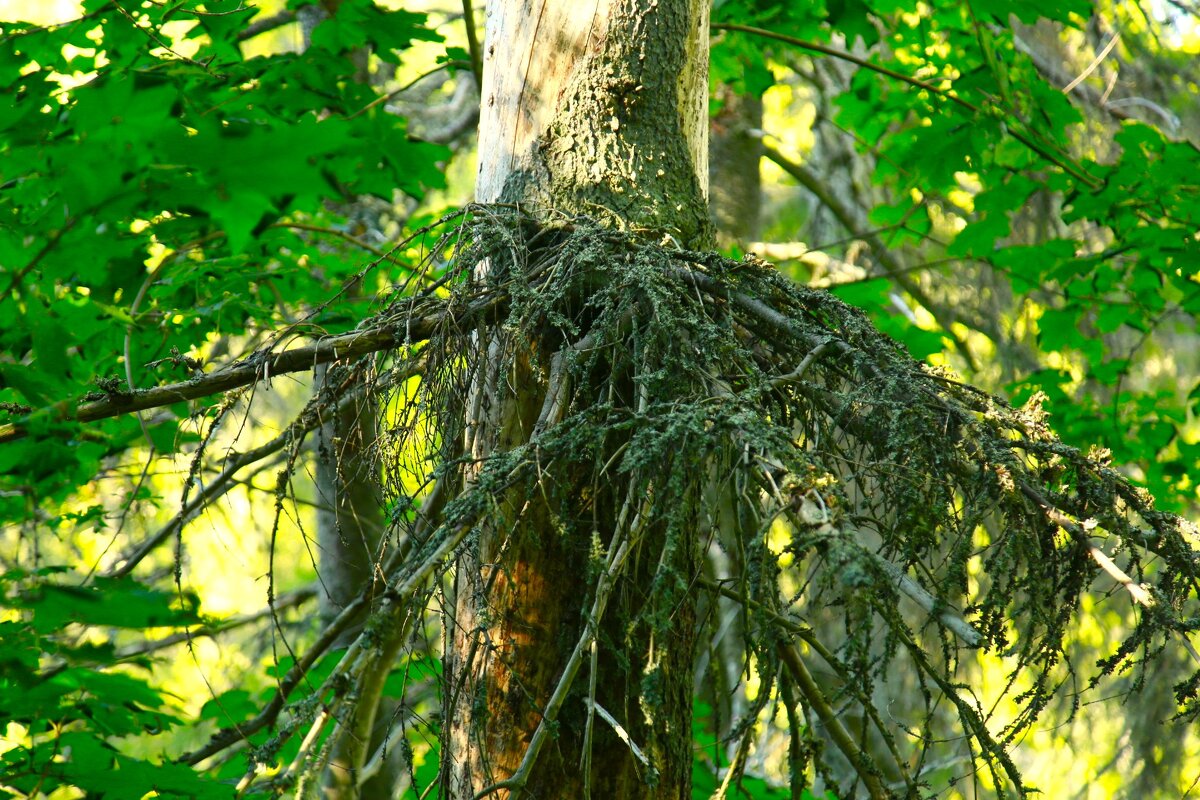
445,1,711,797
475,0,711,244
314,364,395,798
315,366,384,641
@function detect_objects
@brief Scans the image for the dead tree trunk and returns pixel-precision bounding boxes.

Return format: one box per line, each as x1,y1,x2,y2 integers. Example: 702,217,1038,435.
444,1,711,796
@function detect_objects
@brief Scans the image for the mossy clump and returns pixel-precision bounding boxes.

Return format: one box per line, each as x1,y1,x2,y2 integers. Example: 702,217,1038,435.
344,206,1200,796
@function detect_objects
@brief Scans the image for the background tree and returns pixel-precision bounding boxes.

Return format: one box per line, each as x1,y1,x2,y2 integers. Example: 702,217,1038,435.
2,1,1200,799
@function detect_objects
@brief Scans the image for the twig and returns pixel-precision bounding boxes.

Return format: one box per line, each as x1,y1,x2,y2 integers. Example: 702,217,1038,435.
38,586,317,681
237,9,296,41
179,590,372,766
1023,485,1200,664
583,699,651,767
783,502,985,648
106,355,424,576
711,718,755,800
778,643,892,800
869,545,984,648
4,218,77,297
713,22,947,98
1062,32,1121,94
461,0,483,87
534,330,599,435
343,62,471,121
768,341,835,389
108,455,284,578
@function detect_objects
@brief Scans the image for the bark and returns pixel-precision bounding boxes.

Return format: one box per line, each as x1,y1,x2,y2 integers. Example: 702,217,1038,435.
314,363,392,798
708,88,763,244
314,365,384,643
445,1,711,797
301,6,392,795
474,0,711,245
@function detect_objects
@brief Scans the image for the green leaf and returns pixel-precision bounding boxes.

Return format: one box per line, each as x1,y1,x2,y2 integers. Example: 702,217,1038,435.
9,575,202,632
200,689,258,725
1094,303,1131,334
0,363,65,407
1036,308,1081,352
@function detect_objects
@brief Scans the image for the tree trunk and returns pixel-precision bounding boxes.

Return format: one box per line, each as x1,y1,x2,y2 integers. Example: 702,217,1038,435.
709,88,763,244
314,366,383,644
314,363,392,799
445,1,710,797
300,6,394,796
473,0,710,244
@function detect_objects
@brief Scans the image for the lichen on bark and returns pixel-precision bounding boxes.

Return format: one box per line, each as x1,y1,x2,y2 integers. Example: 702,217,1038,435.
478,0,712,246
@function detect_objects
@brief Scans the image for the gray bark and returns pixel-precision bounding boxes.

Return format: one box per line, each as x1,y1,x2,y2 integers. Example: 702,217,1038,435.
709,88,763,243
301,6,393,796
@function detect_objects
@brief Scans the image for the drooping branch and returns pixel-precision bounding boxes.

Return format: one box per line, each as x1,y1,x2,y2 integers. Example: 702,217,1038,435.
44,208,1200,795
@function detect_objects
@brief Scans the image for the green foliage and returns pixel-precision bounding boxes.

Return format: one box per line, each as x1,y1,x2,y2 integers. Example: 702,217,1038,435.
0,568,229,797
717,0,1200,511
0,3,454,795
0,0,447,519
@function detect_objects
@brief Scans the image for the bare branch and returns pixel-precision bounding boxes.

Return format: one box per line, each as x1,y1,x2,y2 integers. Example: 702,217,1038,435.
0,293,499,445
778,643,892,800
461,0,483,87
237,9,296,41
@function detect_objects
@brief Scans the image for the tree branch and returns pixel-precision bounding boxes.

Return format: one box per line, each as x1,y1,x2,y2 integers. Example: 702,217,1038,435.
237,9,296,42
180,589,374,766
778,643,892,800
761,142,981,372
0,293,500,445
461,0,483,87
473,498,639,800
